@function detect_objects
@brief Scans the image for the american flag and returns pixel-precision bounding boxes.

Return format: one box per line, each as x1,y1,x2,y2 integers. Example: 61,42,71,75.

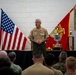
0,9,27,50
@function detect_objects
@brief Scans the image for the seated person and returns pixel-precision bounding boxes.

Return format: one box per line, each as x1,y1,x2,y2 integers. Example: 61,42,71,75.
44,53,63,75
8,52,22,75
64,56,76,75
53,51,67,74
22,50,55,75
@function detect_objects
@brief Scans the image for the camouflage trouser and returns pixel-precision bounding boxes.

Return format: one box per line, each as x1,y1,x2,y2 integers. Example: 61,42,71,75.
32,42,46,57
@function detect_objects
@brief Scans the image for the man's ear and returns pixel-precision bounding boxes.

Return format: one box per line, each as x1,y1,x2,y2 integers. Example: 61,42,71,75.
32,58,34,61
64,63,66,68
42,57,44,61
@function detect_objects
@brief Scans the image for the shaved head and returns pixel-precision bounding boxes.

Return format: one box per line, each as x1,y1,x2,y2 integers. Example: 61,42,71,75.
0,51,8,58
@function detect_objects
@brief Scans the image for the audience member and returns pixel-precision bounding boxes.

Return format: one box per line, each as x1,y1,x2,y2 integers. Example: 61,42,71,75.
0,57,11,68
0,51,11,68
0,50,8,58
53,51,67,74
0,67,16,75
8,51,22,75
64,56,76,75
22,50,55,75
44,53,63,75
0,51,17,75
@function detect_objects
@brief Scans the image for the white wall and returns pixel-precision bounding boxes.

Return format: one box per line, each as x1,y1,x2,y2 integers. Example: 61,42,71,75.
0,0,76,50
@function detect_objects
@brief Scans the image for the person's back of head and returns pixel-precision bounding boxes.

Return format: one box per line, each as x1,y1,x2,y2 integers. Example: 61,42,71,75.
0,51,11,68
65,56,76,70
59,51,67,61
0,51,8,58
8,52,22,75
8,52,16,62
32,50,44,63
44,53,55,66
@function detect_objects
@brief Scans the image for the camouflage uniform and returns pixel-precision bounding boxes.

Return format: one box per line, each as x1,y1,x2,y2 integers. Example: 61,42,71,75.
53,61,66,74
28,27,49,56
11,63,22,75
64,72,76,75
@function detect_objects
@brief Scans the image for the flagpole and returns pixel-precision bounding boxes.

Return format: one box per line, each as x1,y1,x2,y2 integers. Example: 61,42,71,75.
0,8,1,50
68,7,74,50
0,8,1,27
27,38,31,45
69,7,74,13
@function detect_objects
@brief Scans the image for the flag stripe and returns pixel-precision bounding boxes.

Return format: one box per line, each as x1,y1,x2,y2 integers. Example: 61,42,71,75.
22,37,27,50
4,34,10,50
17,32,22,50
1,31,4,49
19,35,24,50
9,26,16,50
14,29,20,50
7,34,12,50
2,32,8,50
12,27,18,50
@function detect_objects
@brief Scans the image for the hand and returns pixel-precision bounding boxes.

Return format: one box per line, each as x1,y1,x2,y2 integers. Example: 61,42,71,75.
35,40,41,44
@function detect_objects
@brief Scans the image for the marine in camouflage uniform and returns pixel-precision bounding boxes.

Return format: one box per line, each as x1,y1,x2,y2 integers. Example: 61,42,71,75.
11,63,22,75
8,52,22,75
52,51,67,74
28,19,49,56
53,61,66,74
